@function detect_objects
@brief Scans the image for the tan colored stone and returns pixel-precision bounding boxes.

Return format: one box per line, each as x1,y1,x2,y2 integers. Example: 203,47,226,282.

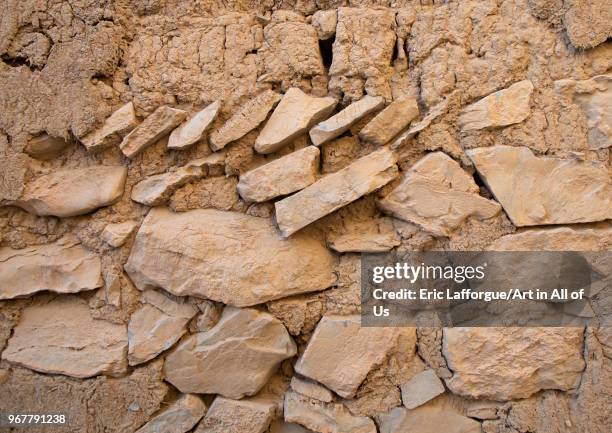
563,0,612,49
120,106,187,158
81,102,138,152
210,90,281,151
164,307,296,398
135,394,207,433
327,218,401,253
0,236,102,300
275,147,398,237
377,406,480,433
195,396,276,433
309,95,384,146
467,145,611,226
25,134,69,160
400,370,445,409
269,420,314,433
238,146,320,202
378,152,501,236
311,10,337,40
290,376,333,403
359,96,419,146
254,88,336,154
391,95,452,149
102,220,139,248
2,296,127,378
488,225,612,251
168,101,221,150
465,402,499,420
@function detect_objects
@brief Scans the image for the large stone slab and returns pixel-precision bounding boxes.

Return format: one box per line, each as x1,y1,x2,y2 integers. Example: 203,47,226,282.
0,237,102,300
255,88,336,154
168,101,221,150
359,96,419,146
377,152,501,236
81,102,138,152
488,225,612,251
135,394,207,433
400,370,445,409
290,376,333,403
238,146,320,202
125,208,336,306
275,147,398,237
164,307,296,398
467,145,611,226
377,406,480,433
443,328,585,400
195,396,276,433
3,165,127,217
2,296,127,378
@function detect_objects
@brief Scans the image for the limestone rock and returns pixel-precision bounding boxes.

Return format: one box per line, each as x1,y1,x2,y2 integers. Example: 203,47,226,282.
459,80,533,131
125,207,336,306
295,315,416,399
311,10,337,40
210,90,281,151
102,220,139,248
2,296,127,378
168,101,221,150
238,146,320,202
400,370,445,409
135,394,207,433
195,396,276,433
275,147,398,237
359,96,419,146
378,152,501,236
25,134,69,160
488,225,612,251
467,146,611,226
255,88,336,154
309,95,384,146
269,420,314,433
0,236,102,300
377,406,480,433
466,403,499,420
443,328,585,400
164,307,296,398
563,0,612,49
120,106,187,158
290,376,333,403
128,290,198,366
3,165,127,217
391,95,452,149
81,102,138,152
327,218,401,252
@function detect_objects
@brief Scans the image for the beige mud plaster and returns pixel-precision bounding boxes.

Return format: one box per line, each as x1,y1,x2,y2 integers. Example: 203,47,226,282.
168,101,221,150
81,102,138,151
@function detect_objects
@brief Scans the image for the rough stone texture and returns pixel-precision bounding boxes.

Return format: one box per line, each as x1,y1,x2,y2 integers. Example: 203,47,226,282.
378,152,502,236
311,10,337,40
238,146,320,202
488,225,612,251
391,95,453,149
290,376,333,403
563,0,612,49
125,208,336,306
0,236,102,300
275,147,398,237
135,394,207,433
468,145,611,226
327,218,401,253
195,396,276,433
377,406,480,433
400,369,445,409
24,134,70,160
168,101,221,150
102,220,139,248
81,102,138,152
2,296,127,378
359,96,420,146
164,307,296,398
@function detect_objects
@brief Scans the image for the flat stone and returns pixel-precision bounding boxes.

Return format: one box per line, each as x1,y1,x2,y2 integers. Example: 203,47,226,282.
275,147,398,237
563,0,612,49
443,328,585,400
2,296,127,378
102,220,139,247
81,102,138,152
164,307,296,398
311,10,337,40
238,146,320,202
309,95,384,146
465,403,498,420
400,370,445,409
269,420,314,433
254,88,336,154
377,152,501,236
391,94,452,149
3,165,127,217
128,290,198,366
487,225,612,251
295,315,416,399
284,391,376,433
359,96,419,146
195,396,276,433
25,134,69,160
120,106,187,158
0,236,102,300
135,394,207,433
210,90,281,151
459,80,533,131
467,145,611,226
125,207,336,307
290,376,333,403
327,218,400,253
377,406,480,433
168,101,221,150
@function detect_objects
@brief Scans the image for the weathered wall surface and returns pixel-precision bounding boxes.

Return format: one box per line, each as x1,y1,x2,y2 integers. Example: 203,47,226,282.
0,0,610,432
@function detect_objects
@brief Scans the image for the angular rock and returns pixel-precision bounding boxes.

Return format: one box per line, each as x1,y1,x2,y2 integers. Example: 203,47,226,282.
275,147,398,237
210,90,281,151
290,376,333,403
102,220,139,248
400,370,445,409
269,420,314,433
0,236,102,300
25,134,69,160
459,80,533,131
128,290,198,366
377,406,480,433
327,218,401,253
359,96,419,146
125,207,336,306
465,403,499,420
168,101,221,150
2,296,127,378
238,146,320,202
195,396,276,433
488,225,612,251
254,89,336,154
81,102,138,152
295,315,416,399
311,10,337,40
135,394,207,433
443,328,585,400
563,0,612,49
377,152,501,236
391,95,452,149
120,106,187,158
309,95,384,146
4,165,127,217
467,145,611,226
164,307,296,398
